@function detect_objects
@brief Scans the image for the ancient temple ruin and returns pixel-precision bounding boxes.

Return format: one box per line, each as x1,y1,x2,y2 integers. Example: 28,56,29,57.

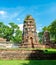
21,15,56,48
42,30,50,45
22,15,39,48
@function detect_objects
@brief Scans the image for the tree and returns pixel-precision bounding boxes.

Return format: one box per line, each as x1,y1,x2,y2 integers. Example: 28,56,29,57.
0,22,22,43
11,29,22,43
38,26,48,43
38,20,56,44
48,20,56,43
9,22,22,43
38,32,44,43
3,25,13,41
0,22,5,37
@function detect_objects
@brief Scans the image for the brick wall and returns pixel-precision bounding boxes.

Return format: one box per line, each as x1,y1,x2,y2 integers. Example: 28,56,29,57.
0,49,56,60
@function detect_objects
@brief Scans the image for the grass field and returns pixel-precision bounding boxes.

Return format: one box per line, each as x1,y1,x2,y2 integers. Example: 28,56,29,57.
0,60,56,65
43,48,56,53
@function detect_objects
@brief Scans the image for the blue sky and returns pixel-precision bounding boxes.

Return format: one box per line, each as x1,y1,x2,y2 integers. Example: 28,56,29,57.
0,0,56,32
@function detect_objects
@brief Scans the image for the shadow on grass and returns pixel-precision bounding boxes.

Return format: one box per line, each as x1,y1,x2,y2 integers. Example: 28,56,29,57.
28,50,56,60
21,50,56,65
22,60,56,65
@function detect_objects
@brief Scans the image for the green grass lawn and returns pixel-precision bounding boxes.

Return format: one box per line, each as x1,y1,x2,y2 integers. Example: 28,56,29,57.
0,60,56,65
43,48,56,54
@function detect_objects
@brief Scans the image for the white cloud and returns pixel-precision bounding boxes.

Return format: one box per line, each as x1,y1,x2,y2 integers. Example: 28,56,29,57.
8,25,11,28
0,11,6,15
36,30,39,33
0,8,25,24
18,24,23,31
0,10,8,19
0,10,20,21
17,18,20,21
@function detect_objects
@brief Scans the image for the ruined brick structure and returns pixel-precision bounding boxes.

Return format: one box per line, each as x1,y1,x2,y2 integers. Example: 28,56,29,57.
0,38,6,42
42,30,50,45
22,15,39,48
0,49,56,60
42,30,56,48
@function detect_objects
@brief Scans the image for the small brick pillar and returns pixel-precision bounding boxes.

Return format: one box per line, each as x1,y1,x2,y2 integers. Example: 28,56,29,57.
42,30,50,45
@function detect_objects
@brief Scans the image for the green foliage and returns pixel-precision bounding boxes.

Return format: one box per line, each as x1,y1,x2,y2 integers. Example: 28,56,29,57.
38,32,44,43
48,20,56,42
11,30,22,43
0,22,5,37
0,22,22,43
42,26,49,31
38,19,56,43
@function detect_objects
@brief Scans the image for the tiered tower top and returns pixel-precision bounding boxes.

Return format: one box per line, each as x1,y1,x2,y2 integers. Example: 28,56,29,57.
24,15,34,20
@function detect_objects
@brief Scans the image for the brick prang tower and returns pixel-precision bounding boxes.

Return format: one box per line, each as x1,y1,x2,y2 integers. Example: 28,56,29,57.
22,15,39,48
